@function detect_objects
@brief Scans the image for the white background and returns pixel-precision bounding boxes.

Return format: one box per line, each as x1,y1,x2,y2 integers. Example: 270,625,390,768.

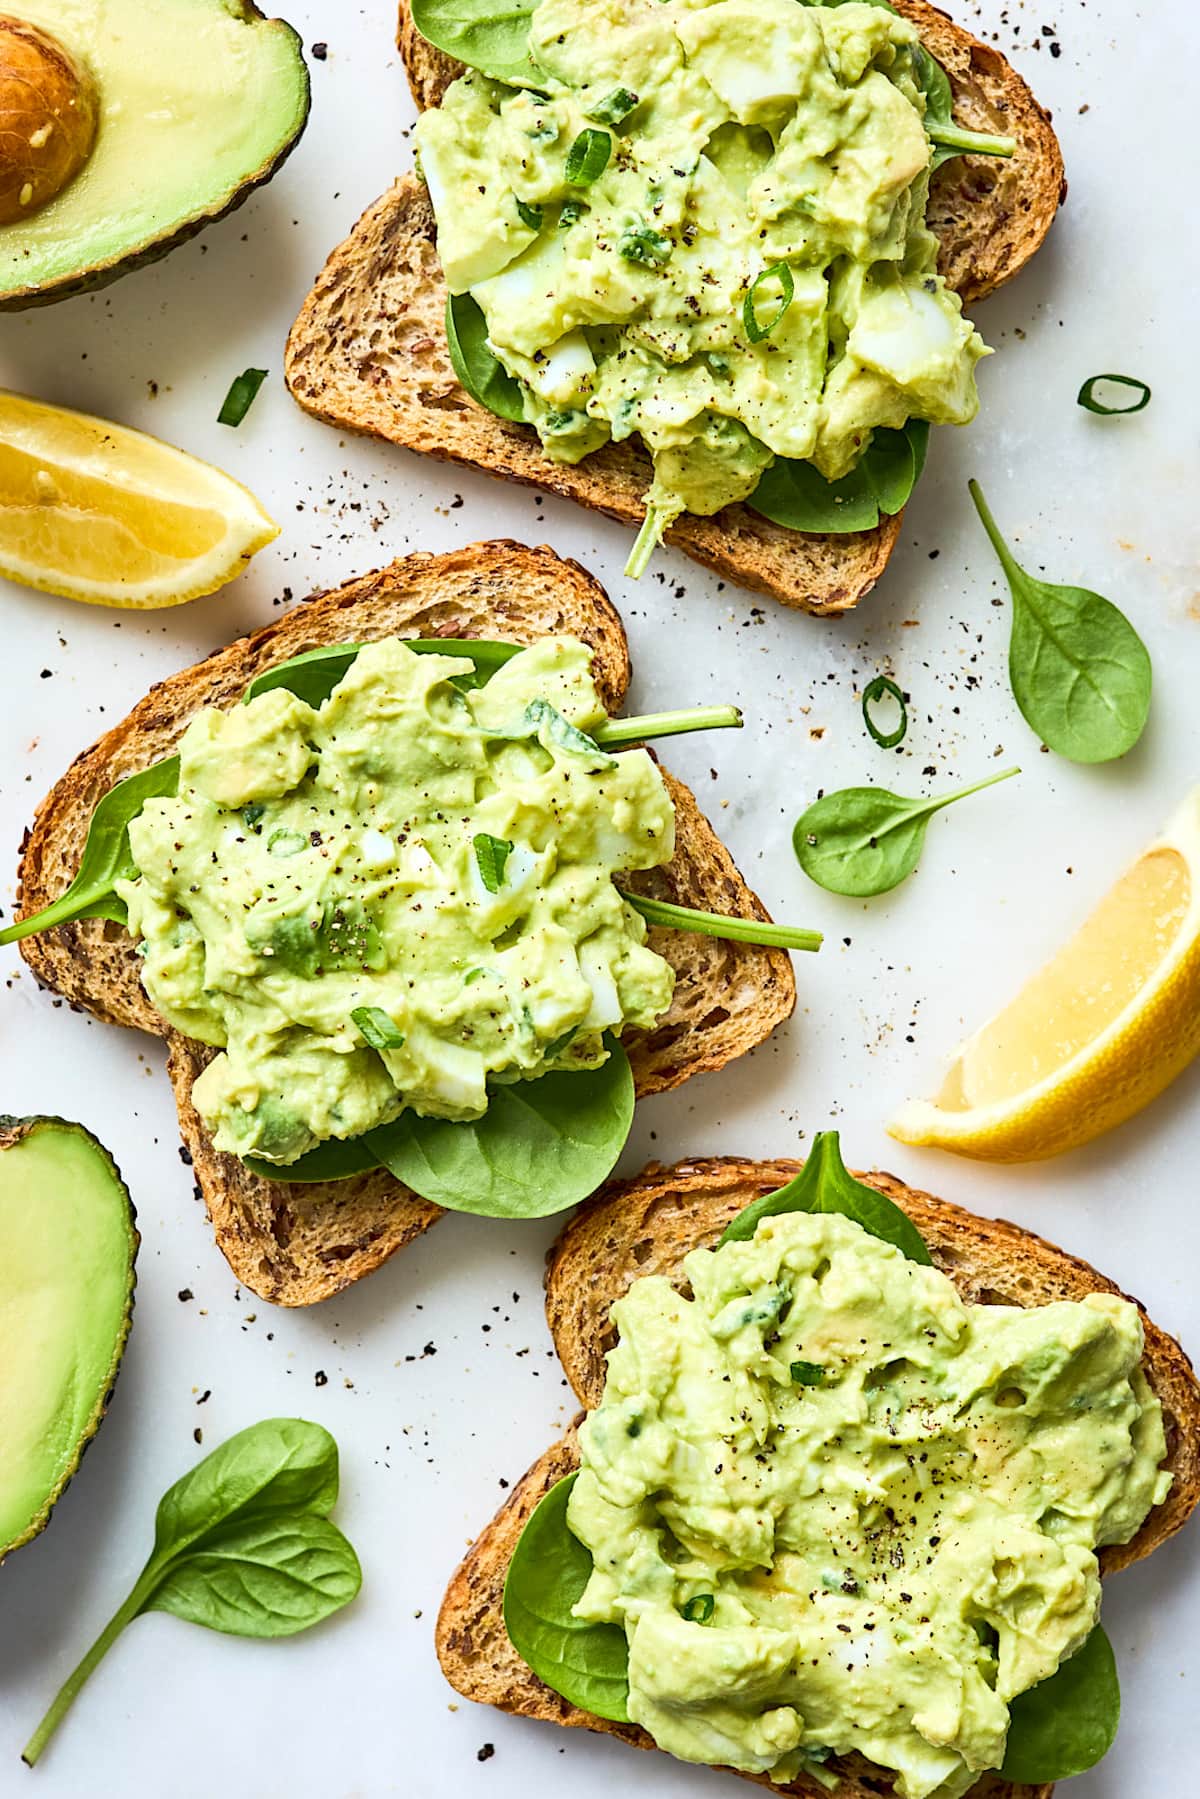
1,1,1197,1793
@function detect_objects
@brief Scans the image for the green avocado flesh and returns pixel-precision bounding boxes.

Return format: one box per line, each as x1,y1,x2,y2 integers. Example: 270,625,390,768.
0,1119,137,1558
0,0,310,308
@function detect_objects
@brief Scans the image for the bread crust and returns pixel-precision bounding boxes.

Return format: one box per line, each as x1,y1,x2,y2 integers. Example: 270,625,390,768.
282,3,1064,614
435,1157,1200,1797
13,546,795,1304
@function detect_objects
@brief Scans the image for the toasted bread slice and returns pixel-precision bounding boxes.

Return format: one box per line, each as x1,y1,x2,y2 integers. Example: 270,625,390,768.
282,1,1064,616
436,1157,1200,1797
12,546,795,1305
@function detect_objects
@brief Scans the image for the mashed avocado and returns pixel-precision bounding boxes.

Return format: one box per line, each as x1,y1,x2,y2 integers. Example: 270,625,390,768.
415,0,988,567
568,1211,1171,1798
117,637,675,1164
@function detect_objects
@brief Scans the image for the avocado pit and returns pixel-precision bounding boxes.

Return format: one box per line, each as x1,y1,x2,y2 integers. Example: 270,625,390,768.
0,16,98,225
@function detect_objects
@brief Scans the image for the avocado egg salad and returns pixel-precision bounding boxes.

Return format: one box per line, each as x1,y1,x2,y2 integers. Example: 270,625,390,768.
413,0,1014,574
3,634,819,1217
122,637,674,1164
505,1149,1171,1795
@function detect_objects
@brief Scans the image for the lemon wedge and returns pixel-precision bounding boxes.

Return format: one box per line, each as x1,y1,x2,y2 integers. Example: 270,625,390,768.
889,788,1200,1161
0,390,278,608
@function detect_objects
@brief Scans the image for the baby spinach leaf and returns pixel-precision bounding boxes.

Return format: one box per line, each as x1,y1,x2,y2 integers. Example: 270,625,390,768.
144,1513,361,1637
484,702,742,757
750,456,875,533
410,0,541,86
251,1048,633,1198
481,697,616,764
243,1135,383,1183
970,480,1152,764
243,637,520,707
625,893,822,953
720,1130,932,1264
915,46,1016,168
474,832,514,891
915,43,954,123
749,421,929,534
364,1039,634,1218
245,642,362,704
793,765,1019,897
503,1472,631,1722
529,697,613,759
0,755,181,947
1078,374,1150,415
69,893,133,926
22,1420,361,1766
1001,1625,1120,1782
868,418,929,510
351,1006,406,1051
151,1417,342,1550
446,292,527,422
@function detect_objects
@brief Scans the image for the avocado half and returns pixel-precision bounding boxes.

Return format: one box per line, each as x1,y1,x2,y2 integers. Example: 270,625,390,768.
0,1117,138,1561
0,1,310,310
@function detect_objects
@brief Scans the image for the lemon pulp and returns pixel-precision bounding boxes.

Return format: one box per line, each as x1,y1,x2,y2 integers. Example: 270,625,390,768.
941,849,1190,1108
0,389,277,607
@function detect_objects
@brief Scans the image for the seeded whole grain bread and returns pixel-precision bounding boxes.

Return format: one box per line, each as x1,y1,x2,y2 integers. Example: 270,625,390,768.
12,545,795,1306
282,0,1065,616
436,1156,1200,1798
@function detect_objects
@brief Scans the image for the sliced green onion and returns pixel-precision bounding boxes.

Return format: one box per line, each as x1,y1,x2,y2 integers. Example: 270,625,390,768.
1077,374,1151,415
594,705,742,747
681,1594,715,1623
473,833,513,893
862,675,908,749
743,263,795,343
515,199,543,231
589,86,638,127
619,224,672,268
217,367,268,427
625,893,822,953
565,128,612,186
351,1006,406,1051
790,1361,824,1386
558,200,585,228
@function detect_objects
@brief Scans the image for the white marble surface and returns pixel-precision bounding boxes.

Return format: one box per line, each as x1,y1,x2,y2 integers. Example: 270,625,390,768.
1,1,1197,1792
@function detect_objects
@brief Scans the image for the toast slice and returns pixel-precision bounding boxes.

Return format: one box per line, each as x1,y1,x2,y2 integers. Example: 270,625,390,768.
436,1157,1200,1797
282,1,1064,616
12,545,795,1305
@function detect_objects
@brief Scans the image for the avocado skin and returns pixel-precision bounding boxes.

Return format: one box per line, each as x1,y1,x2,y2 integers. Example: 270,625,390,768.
0,5,311,312
0,1116,138,1562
